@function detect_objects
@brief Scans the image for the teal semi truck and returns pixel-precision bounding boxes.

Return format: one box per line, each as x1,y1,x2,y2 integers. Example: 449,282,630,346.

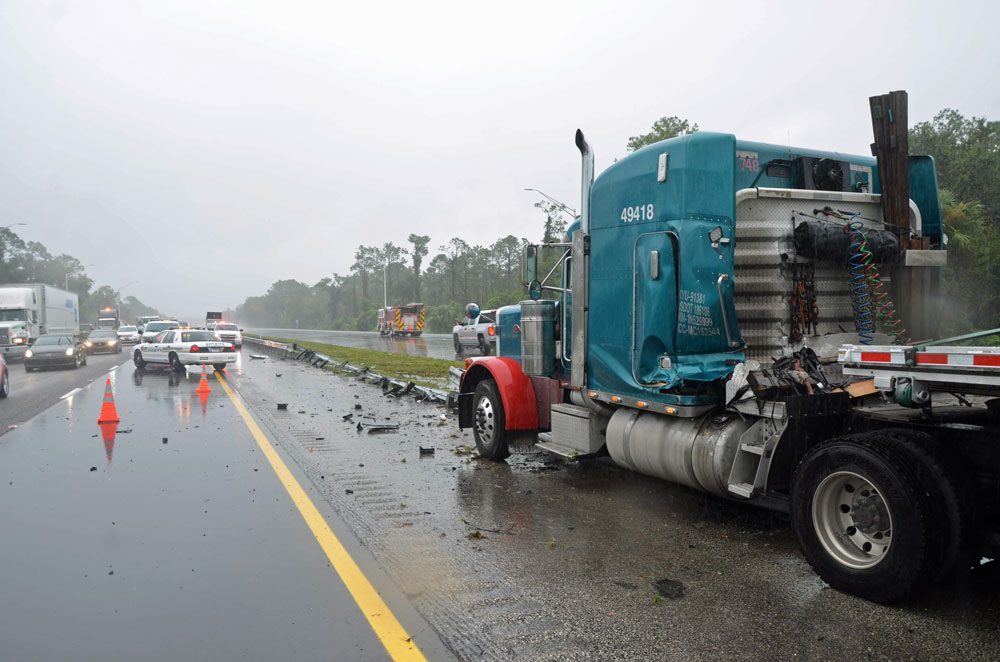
458,124,1000,602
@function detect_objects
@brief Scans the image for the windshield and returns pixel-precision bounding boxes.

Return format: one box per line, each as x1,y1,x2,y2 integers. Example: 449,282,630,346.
34,335,67,346
145,322,178,332
119,326,137,333
215,323,238,330
89,330,116,339
182,331,216,342
0,310,26,322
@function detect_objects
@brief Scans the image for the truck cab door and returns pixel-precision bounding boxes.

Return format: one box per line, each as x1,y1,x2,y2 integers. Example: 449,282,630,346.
632,231,679,386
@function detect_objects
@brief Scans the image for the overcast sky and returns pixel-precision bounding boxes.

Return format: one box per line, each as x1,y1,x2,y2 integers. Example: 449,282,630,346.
1,0,997,319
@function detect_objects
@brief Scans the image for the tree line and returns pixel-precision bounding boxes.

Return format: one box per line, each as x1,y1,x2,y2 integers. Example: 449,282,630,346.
0,228,160,327
233,108,998,338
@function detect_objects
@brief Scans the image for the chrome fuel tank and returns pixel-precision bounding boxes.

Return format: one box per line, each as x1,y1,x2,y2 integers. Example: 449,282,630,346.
605,408,750,497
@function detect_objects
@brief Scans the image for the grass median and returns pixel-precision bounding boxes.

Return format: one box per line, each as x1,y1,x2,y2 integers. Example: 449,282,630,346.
260,336,463,387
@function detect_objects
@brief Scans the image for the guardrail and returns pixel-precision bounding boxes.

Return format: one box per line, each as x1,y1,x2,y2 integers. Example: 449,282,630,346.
243,334,456,405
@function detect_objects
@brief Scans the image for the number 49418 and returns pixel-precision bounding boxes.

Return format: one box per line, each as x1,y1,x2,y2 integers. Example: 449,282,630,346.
621,204,654,223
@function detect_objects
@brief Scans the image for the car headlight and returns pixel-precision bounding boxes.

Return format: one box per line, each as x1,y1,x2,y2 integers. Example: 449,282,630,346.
24,349,32,358
108,339,117,345
85,341,93,347
65,348,75,356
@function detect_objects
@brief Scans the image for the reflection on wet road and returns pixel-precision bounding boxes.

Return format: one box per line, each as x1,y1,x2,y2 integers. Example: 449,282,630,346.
226,349,1000,661
0,356,448,662
248,328,460,360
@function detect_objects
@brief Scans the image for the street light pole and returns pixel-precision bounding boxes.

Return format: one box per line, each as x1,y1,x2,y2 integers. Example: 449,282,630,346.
524,188,577,217
383,263,388,309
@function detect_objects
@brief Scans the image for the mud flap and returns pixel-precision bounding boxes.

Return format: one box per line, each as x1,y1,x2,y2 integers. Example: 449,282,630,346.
457,392,474,429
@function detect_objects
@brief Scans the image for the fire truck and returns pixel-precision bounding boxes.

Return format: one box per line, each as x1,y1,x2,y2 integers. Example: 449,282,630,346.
377,303,426,336
457,92,999,602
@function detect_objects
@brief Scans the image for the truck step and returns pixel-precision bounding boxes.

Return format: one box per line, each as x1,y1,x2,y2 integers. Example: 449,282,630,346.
728,483,755,498
535,437,594,461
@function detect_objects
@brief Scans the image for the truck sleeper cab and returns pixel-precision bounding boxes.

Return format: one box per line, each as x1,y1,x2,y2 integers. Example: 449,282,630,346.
459,125,996,603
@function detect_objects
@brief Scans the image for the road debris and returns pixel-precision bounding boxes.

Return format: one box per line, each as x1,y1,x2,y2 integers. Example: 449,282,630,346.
342,413,354,421
463,519,513,535
276,403,288,411
249,354,267,360
419,446,435,456
89,466,97,472
651,578,686,600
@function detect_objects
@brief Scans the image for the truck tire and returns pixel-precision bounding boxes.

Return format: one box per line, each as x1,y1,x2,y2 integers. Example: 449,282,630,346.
453,336,462,355
133,351,145,370
791,431,961,602
472,379,510,461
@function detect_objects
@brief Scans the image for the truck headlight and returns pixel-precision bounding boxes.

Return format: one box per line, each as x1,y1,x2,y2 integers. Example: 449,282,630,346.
65,348,75,356
24,349,32,358
12,337,23,344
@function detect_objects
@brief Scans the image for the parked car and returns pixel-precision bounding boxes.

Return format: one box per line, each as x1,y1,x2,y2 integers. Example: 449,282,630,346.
208,322,243,347
140,320,180,343
83,328,122,354
117,325,141,344
452,304,497,355
132,329,237,372
0,353,9,398
24,334,87,371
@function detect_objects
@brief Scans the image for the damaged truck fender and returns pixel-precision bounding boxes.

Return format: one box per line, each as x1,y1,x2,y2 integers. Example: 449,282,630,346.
457,357,538,433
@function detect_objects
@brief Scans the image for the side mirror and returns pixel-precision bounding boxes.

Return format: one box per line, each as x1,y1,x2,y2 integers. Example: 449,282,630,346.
528,279,543,301
239,328,244,332
523,245,537,286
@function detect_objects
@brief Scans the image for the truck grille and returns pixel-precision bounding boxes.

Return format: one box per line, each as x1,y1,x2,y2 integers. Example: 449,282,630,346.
0,331,8,345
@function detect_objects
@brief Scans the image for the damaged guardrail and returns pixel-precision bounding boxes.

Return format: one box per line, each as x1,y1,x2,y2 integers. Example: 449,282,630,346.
243,334,456,405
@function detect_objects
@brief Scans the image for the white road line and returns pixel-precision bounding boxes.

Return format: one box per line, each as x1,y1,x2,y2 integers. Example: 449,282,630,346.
59,388,81,400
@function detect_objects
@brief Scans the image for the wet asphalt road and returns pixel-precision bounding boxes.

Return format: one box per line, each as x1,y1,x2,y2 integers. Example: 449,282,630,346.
0,348,131,436
0,356,451,661
247,328,463,360
229,343,1000,661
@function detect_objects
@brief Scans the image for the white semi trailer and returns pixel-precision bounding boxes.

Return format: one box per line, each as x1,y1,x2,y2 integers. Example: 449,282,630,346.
0,284,80,358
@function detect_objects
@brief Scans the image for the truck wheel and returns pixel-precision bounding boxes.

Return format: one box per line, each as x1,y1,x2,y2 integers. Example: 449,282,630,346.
791,431,960,602
453,336,462,355
478,335,491,356
168,353,185,373
472,379,510,461
133,351,145,370
0,370,9,398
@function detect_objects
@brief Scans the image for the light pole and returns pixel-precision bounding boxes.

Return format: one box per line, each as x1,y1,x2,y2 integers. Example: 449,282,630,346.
382,263,388,308
524,188,577,217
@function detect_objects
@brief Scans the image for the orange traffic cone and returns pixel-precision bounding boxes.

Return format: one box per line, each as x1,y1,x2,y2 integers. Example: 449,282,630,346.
97,378,120,423
197,388,209,415
196,364,212,394
99,421,118,464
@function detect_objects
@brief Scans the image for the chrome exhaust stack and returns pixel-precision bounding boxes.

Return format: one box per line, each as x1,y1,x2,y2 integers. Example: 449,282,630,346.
575,129,593,234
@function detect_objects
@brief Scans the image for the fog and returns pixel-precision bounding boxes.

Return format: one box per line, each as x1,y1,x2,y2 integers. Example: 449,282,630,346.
1,0,996,317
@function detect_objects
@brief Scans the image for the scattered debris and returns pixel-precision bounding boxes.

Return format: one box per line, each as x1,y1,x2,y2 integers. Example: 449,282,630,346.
465,531,486,541
89,466,97,472
354,403,362,410
249,354,267,360
315,437,325,441
462,519,513,535
342,413,354,421
362,421,400,432
276,403,288,411
275,373,282,377
297,410,306,414
452,445,474,456
345,489,354,495
162,437,168,444
419,446,435,456
7,424,17,430
651,578,686,600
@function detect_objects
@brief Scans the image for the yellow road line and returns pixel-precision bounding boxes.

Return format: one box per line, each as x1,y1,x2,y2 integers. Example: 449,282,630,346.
215,373,427,662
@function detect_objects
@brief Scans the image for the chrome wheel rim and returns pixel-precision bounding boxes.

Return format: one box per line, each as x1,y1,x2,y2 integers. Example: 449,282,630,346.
812,470,892,569
473,395,495,444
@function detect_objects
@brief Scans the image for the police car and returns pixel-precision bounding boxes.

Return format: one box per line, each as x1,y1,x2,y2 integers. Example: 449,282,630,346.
133,329,237,372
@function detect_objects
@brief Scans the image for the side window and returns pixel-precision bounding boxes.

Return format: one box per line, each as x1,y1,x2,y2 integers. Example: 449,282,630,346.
162,331,175,343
